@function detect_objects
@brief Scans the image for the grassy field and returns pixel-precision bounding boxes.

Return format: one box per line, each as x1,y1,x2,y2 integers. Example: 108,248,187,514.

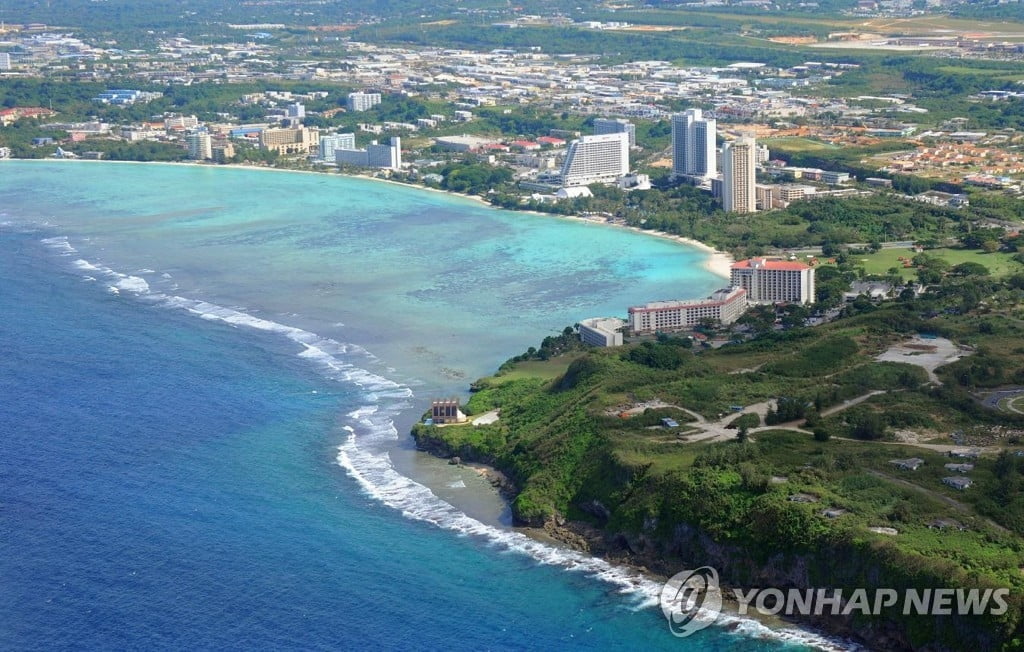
486,355,583,385
851,246,1023,280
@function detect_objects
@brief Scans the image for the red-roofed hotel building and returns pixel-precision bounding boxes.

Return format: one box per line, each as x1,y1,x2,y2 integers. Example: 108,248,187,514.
730,258,815,304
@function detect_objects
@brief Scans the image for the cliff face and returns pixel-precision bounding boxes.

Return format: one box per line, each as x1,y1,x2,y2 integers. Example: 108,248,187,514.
412,425,1020,652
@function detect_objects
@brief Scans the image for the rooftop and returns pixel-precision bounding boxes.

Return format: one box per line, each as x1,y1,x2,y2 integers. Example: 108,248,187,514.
732,257,812,271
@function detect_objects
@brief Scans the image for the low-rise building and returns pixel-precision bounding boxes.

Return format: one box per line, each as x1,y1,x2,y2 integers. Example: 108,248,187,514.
890,457,925,471
942,476,973,491
431,399,466,425
629,287,747,334
579,317,625,347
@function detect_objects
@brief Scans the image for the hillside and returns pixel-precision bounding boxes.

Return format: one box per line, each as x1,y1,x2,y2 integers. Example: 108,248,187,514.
413,293,1024,649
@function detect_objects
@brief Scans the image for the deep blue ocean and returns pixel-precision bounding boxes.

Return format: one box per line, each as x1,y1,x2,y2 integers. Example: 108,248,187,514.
0,162,839,650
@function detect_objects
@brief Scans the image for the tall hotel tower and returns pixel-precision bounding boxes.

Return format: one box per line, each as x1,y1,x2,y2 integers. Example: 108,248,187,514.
722,136,757,214
559,132,630,187
671,109,716,179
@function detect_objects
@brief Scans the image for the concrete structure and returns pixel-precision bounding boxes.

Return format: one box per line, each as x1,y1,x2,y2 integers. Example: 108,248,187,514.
722,136,757,213
579,317,625,347
629,287,747,334
185,131,212,160
336,137,401,170
259,127,318,155
559,132,629,187
942,476,973,491
890,457,925,471
0,53,10,71
730,258,815,305
593,117,636,148
431,399,466,425
671,109,716,179
319,133,356,161
287,102,306,119
347,92,382,112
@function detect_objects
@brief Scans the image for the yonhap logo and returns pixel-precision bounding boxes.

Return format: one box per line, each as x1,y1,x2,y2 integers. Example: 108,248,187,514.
659,566,723,638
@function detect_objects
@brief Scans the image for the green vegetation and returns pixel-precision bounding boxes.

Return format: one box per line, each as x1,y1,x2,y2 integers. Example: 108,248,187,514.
415,270,1024,648
851,247,1022,281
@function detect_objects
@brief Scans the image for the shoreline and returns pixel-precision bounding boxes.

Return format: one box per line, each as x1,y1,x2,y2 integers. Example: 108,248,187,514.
14,157,734,280
19,156,834,648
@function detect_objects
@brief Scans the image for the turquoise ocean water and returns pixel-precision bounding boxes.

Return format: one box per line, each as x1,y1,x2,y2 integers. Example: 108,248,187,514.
0,161,845,650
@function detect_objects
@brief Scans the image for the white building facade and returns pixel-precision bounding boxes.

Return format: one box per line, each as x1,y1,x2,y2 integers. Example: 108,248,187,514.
319,133,356,160
559,132,629,187
579,317,625,347
730,258,815,304
347,92,382,112
629,287,748,333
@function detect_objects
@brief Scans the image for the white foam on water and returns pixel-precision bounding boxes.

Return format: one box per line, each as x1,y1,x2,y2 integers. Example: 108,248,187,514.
334,408,857,651
448,480,467,489
45,236,857,652
41,236,76,255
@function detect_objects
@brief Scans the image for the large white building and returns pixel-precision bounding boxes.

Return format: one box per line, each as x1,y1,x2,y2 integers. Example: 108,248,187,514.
335,137,401,170
559,132,630,187
671,109,716,179
319,133,356,161
347,92,382,112
185,131,212,160
629,287,748,334
579,317,625,347
593,118,636,148
730,258,815,304
722,136,757,214
0,53,11,71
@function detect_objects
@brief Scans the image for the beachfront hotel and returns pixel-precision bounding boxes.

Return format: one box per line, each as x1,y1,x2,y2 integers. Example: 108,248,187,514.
629,287,748,334
579,317,626,347
335,137,402,170
318,133,356,161
260,127,319,155
730,258,815,304
671,109,716,179
559,132,630,187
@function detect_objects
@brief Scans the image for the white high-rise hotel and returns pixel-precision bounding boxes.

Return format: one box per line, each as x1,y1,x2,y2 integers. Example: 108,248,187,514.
671,109,716,179
559,132,630,187
722,136,757,214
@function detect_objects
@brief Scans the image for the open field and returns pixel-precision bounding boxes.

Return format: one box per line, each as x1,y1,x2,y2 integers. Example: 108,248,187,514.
762,136,841,153
852,246,1023,280
485,355,582,385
